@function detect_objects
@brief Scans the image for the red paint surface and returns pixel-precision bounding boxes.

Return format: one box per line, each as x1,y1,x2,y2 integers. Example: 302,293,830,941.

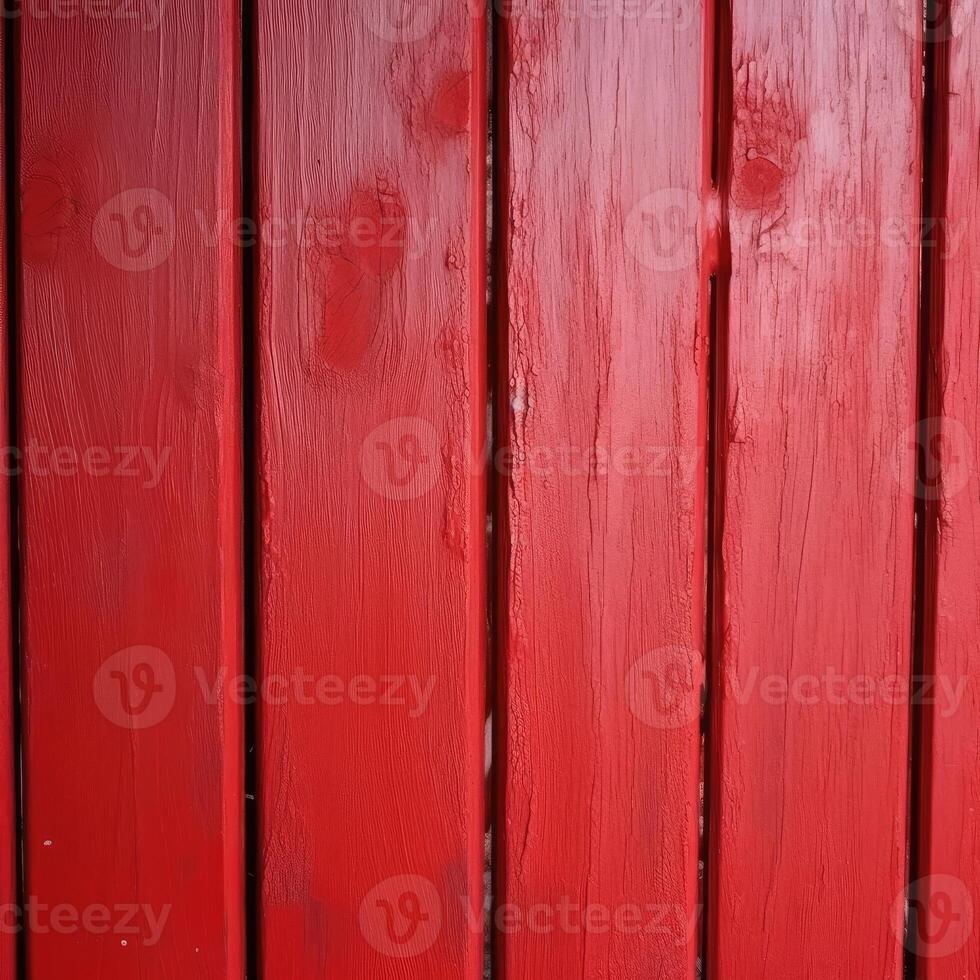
709,3,922,978
4,8,978,980
18,5,243,978
496,5,708,977
917,2,980,975
0,35,12,980
255,3,486,978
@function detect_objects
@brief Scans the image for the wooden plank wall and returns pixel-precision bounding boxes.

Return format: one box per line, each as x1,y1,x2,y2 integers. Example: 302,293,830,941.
0,3,977,980
18,3,244,977
708,2,923,978
254,2,487,978
495,3,708,977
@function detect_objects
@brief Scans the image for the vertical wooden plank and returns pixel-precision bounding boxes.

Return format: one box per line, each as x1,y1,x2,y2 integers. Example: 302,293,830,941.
497,4,708,977
255,3,486,978
710,2,922,978
18,4,243,978
916,1,980,974
0,28,13,980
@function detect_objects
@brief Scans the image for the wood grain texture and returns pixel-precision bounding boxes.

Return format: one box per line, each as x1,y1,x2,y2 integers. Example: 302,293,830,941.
917,1,980,974
709,2,922,978
18,5,243,978
254,3,486,977
496,4,708,977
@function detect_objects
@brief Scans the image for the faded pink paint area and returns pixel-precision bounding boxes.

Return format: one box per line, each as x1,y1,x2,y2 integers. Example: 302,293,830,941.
711,4,922,980
497,4,708,979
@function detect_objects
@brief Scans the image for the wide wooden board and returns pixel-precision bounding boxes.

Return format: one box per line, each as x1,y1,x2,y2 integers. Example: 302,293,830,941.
255,2,487,977
709,2,922,977
18,5,244,977
497,4,709,977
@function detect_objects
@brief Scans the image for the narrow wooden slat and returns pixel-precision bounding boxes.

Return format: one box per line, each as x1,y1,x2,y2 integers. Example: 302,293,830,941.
710,3,922,977
917,2,980,974
18,5,243,977
497,5,708,977
255,3,487,977
0,30,13,980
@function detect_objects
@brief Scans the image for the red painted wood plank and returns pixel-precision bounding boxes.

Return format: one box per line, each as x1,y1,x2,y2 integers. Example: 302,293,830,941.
496,5,709,977
0,33,13,980
254,4,486,978
916,2,980,974
18,5,243,978
709,3,922,978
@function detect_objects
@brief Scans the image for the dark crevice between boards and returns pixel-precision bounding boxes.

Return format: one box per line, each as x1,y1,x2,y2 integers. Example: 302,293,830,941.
905,2,950,977
699,274,724,980
487,0,509,976
482,1,495,974
3,8,25,980
700,0,732,976
241,0,261,977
